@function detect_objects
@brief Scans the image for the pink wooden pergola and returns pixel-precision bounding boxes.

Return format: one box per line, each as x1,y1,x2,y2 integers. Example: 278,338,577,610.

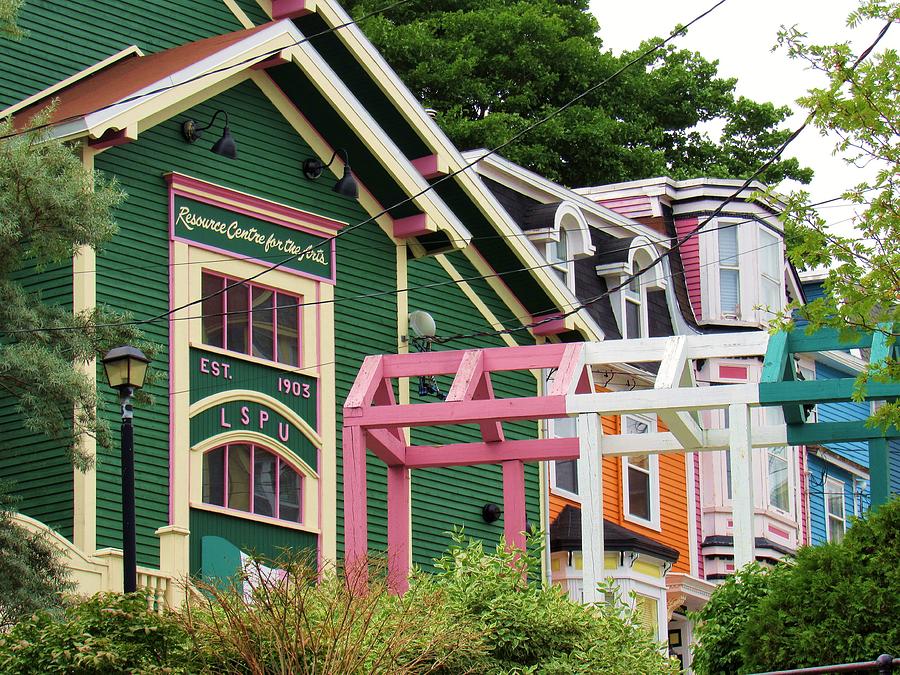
342,343,594,592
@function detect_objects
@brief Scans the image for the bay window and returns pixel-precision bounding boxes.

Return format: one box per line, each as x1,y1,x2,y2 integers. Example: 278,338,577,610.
758,228,782,313
201,270,301,366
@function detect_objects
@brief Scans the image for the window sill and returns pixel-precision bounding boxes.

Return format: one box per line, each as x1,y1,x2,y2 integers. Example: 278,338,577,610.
190,502,319,534
191,341,319,378
623,512,661,532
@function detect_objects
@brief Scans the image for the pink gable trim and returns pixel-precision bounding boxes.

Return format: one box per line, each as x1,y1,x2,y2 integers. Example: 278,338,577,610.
410,154,447,180
272,0,314,19
675,217,702,319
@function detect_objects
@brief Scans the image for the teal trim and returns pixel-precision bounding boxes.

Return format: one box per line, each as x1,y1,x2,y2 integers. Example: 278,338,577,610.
759,378,900,405
787,328,868,353
786,421,900,445
869,438,890,507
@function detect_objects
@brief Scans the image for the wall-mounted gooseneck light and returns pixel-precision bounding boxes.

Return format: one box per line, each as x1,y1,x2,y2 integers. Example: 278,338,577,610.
303,148,358,199
182,109,237,159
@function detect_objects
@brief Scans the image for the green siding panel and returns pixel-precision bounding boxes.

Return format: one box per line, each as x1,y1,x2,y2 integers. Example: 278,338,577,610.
0,259,74,539
189,507,317,576
0,1,246,109
406,254,540,570
93,79,376,566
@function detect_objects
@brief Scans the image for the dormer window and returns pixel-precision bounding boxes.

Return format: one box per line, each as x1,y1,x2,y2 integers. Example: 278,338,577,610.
523,200,594,292
595,237,666,340
700,220,785,325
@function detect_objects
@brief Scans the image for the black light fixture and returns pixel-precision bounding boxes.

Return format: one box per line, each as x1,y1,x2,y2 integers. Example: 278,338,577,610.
102,345,151,594
482,503,502,524
303,148,358,198
182,109,237,159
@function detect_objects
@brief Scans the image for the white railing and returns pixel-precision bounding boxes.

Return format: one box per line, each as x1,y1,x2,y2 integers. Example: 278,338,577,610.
136,568,174,612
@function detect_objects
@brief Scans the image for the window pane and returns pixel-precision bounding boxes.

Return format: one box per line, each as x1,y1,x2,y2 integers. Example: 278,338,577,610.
629,261,641,293
724,449,732,500
555,460,578,494
279,461,302,523
767,449,789,511
227,444,252,512
826,484,845,518
251,287,275,361
555,230,568,261
201,273,224,348
759,229,780,278
276,293,300,366
202,447,225,506
253,447,277,517
628,465,651,520
554,415,577,438
625,300,641,338
625,416,650,435
718,225,739,264
226,284,249,354
828,516,845,543
720,269,740,314
761,277,780,312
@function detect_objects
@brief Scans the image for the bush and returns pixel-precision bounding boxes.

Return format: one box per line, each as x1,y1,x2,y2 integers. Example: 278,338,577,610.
689,563,782,675
740,497,900,672
424,531,681,675
692,496,900,674
0,593,195,674
0,484,72,629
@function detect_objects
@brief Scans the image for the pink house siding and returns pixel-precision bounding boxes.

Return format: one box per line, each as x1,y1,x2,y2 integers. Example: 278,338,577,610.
694,451,704,578
675,217,702,318
595,195,654,220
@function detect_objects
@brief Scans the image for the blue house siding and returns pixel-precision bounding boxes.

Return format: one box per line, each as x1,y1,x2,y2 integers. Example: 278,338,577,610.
890,440,900,497
806,453,858,546
814,362,870,468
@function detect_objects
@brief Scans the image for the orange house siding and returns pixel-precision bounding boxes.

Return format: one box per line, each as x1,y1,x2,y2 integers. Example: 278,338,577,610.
548,409,691,574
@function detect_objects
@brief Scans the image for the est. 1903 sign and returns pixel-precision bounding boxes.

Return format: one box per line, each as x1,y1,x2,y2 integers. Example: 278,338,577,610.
171,193,335,282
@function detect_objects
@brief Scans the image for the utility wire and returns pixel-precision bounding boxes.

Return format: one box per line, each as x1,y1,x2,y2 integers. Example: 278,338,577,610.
1,0,736,335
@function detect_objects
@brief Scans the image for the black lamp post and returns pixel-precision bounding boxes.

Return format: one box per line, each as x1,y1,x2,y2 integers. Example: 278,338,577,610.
102,345,150,594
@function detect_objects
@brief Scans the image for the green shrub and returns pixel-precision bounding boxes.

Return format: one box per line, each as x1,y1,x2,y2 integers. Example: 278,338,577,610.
0,484,73,629
689,562,782,675
419,530,680,675
740,497,900,672
0,593,195,674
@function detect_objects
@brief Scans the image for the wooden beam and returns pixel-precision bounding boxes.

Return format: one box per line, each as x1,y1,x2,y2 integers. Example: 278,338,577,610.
599,425,790,456
577,413,604,604
503,461,527,551
379,343,570,378
759,378,900,405
568,383,759,415
869,323,897,367
785,421,900,445
547,343,585,397
366,428,407,466
387,465,411,593
869,438,891,508
761,331,789,384
655,337,704,449
729,403,755,570
582,333,769,365
445,350,485,402
347,395,568,428
788,328,869,353
343,355,384,414
404,437,579,468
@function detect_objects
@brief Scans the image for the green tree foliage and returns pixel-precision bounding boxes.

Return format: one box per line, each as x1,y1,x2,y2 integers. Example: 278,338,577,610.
740,496,900,672
0,593,195,674
689,563,785,675
0,113,158,469
691,496,900,674
775,0,900,430
0,0,22,38
344,0,812,187
0,484,72,629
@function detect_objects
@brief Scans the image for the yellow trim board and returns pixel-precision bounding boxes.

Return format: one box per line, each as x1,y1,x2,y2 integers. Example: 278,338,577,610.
189,388,323,447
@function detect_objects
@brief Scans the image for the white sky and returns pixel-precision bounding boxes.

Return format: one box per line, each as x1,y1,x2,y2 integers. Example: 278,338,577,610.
588,0,895,235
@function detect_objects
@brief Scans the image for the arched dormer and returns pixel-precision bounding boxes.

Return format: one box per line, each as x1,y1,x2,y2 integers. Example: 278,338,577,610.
523,200,595,291
594,236,667,339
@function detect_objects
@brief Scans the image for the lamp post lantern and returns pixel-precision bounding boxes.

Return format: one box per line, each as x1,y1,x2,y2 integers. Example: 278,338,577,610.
102,345,150,594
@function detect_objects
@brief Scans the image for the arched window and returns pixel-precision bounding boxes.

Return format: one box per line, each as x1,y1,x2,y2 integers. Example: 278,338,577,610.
202,443,303,523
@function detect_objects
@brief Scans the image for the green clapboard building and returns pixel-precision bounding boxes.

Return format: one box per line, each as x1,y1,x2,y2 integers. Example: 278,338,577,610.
0,0,601,598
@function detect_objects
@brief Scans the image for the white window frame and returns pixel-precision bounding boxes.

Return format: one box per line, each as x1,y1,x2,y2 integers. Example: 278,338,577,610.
623,261,645,338
757,228,783,322
545,228,573,289
699,219,785,325
548,415,581,501
825,477,846,542
766,446,792,515
621,414,660,530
